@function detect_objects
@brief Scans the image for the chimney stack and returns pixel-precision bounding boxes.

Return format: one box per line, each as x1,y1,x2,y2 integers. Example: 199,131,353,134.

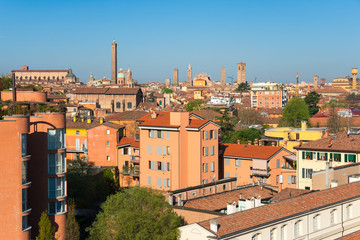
210,220,218,233
259,140,263,147
151,111,157,119
248,140,252,145
100,117,104,124
271,142,276,147
237,140,241,144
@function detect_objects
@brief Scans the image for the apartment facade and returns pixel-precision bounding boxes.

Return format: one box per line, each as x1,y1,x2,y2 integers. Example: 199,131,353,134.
117,137,140,187
295,131,360,190
138,112,220,191
0,113,66,240
250,82,287,108
221,143,296,190
180,181,360,240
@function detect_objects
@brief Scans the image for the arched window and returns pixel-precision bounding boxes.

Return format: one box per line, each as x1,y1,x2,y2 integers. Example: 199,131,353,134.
294,220,302,237
52,76,55,80
313,214,320,231
346,205,352,219
43,76,46,79
25,76,28,79
251,233,260,240
330,209,337,224
270,228,276,240
281,225,287,240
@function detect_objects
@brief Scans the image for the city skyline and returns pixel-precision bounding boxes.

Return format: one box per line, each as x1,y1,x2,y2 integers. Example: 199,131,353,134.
1,0,360,84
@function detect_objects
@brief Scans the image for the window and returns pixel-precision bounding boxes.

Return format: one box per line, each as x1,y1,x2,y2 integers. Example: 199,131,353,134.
22,216,29,231
148,145,151,154
235,159,241,167
203,147,208,156
225,172,230,178
302,168,313,179
294,220,301,237
149,130,154,138
106,141,110,146
157,146,161,155
203,163,208,173
163,146,167,156
210,146,214,156
106,129,110,134
116,102,121,108
318,152,327,160
22,161,28,184
76,130,80,135
48,200,66,215
48,153,66,174
166,146,170,155
252,233,260,240
346,154,356,163
48,129,65,150
225,158,230,166
157,177,162,187
330,209,336,224
346,205,352,219
22,189,28,212
157,130,163,139
333,153,341,162
127,102,132,109
157,161,161,170
281,225,287,240
270,228,276,240
21,134,27,156
209,130,214,139
211,162,215,172
204,130,208,140
288,175,296,184
106,155,110,161
313,214,319,231
166,131,170,140
149,161,155,170
148,176,151,186
49,177,66,199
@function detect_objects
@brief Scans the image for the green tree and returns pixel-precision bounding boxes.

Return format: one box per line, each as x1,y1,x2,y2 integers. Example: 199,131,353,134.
66,199,80,240
321,99,349,109
279,97,310,127
87,187,181,240
161,87,173,94
304,91,321,116
185,100,206,111
0,74,12,89
36,211,56,240
226,128,262,144
216,109,237,142
327,107,342,133
236,82,250,92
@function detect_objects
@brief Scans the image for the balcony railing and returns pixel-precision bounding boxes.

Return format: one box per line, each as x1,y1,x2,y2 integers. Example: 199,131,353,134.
122,166,140,176
252,168,270,177
129,155,140,164
67,144,87,153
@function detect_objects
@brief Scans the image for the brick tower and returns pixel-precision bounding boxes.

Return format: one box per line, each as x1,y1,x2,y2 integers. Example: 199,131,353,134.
111,40,117,82
314,75,319,89
237,62,246,84
221,67,225,86
174,68,179,85
187,65,192,86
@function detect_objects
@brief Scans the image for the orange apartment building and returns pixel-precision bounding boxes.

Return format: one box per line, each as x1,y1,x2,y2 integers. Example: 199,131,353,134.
66,118,124,168
220,142,296,190
0,113,66,240
137,111,220,191
117,137,140,187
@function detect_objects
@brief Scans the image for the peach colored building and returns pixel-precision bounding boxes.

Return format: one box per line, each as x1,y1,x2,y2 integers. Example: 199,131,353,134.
0,112,66,240
117,137,140,187
138,112,220,191
220,142,296,190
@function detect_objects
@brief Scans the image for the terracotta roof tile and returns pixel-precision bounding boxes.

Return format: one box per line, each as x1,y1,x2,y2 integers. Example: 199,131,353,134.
191,110,222,121
184,186,274,211
270,188,312,202
138,112,180,128
117,137,140,148
294,132,360,152
66,118,124,130
187,119,210,128
221,143,283,160
338,230,360,239
199,181,360,237
105,111,147,121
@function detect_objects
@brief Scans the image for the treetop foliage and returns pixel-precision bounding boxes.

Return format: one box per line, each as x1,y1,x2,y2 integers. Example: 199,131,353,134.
279,97,310,127
185,100,206,111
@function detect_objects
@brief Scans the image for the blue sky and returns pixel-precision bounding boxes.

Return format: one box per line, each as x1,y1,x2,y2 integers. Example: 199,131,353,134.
1,0,360,84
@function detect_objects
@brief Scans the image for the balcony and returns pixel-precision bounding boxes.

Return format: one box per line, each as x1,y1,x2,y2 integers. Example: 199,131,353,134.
129,155,140,164
67,144,88,153
122,166,140,177
252,168,270,177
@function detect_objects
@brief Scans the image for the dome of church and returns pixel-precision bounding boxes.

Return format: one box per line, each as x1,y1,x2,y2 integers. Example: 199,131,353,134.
117,72,125,78
66,72,75,78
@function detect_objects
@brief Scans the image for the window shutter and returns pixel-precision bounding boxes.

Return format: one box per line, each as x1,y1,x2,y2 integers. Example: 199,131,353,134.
205,131,208,140
317,152,319,160
121,148,124,155
302,168,305,178
148,145,151,154
302,151,305,159
166,131,170,140
214,129,217,139
345,154,348,162
288,175,291,184
211,146,214,155
161,131,164,139
157,146,161,155
163,146,166,156
325,153,328,160
129,148,132,155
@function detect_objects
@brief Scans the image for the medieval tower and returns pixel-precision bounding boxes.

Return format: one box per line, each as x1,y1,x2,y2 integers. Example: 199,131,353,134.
237,62,246,84
221,67,225,86
187,65,192,86
111,40,117,82
174,68,179,85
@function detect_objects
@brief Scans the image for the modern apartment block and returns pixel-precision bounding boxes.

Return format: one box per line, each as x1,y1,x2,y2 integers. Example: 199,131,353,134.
250,82,287,108
0,112,66,240
137,111,220,191
295,131,360,190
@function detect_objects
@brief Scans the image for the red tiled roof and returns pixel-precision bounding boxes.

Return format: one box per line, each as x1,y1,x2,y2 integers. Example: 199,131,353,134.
270,188,312,202
339,230,360,239
66,118,124,130
221,143,283,160
294,132,360,153
105,111,147,121
315,87,348,94
199,181,360,237
191,110,222,120
138,112,180,128
184,186,274,211
187,119,210,128
72,87,140,95
117,137,140,148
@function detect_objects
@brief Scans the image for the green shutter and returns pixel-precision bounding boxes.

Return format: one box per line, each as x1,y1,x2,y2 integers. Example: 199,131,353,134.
345,154,348,162
317,152,320,160
302,151,305,159
330,153,333,159
325,153,328,160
